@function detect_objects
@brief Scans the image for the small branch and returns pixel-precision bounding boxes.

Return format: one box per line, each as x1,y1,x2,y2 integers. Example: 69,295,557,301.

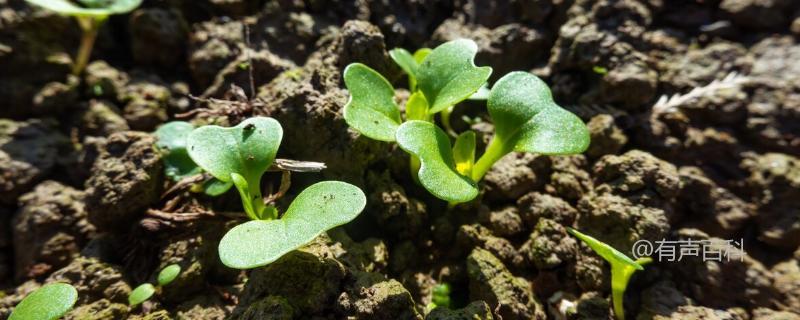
652,72,749,115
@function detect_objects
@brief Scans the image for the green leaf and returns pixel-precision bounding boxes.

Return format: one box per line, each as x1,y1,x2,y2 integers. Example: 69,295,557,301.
405,91,428,121
396,121,478,202
157,264,181,287
417,39,492,114
128,283,155,306
218,181,366,269
488,72,589,155
24,0,141,17
453,131,476,177
155,121,202,181
390,48,419,90
566,228,642,270
203,179,233,196
413,48,431,63
9,283,77,320
187,117,282,187
431,283,451,308
343,63,402,142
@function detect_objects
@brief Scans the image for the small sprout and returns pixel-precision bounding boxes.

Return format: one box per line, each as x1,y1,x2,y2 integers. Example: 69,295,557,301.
9,283,77,320
344,40,587,203
128,264,183,307
592,65,609,75
24,0,142,75
157,264,181,286
567,228,652,320
187,117,282,220
128,283,155,307
425,283,452,312
218,181,366,269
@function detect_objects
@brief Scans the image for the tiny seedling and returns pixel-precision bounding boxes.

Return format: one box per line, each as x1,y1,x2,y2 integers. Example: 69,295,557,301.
344,44,589,203
186,116,367,269
9,283,78,320
567,228,652,320
128,264,181,307
24,0,142,75
425,283,451,312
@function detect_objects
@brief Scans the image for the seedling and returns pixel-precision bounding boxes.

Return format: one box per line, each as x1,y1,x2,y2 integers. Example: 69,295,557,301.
9,283,78,320
129,264,181,306
425,283,451,312
24,0,142,75
567,228,652,320
344,44,589,203
186,116,367,269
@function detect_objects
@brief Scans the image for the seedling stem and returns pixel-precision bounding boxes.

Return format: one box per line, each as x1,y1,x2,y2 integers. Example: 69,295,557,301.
74,16,104,75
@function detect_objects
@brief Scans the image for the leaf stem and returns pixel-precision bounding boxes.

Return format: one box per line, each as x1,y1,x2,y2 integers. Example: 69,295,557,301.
440,106,457,137
409,155,421,185
73,16,105,75
471,136,508,182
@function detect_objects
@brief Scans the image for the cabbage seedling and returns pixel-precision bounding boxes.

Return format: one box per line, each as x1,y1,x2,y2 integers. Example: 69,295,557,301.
129,264,182,306
24,0,142,75
425,283,451,312
567,228,652,320
186,117,367,269
9,283,78,320
344,40,588,203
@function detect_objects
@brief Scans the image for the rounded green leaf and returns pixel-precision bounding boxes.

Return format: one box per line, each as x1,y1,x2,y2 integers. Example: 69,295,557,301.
396,121,478,203
218,181,367,269
187,117,282,186
202,178,233,196
25,0,142,17
488,72,589,155
128,283,155,306
390,48,419,90
10,283,77,320
405,91,429,121
343,63,401,142
157,264,181,287
155,121,201,181
417,39,492,114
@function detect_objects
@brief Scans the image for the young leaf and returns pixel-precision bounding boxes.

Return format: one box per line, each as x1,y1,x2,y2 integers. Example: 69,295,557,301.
128,283,155,306
343,63,401,142
453,131,476,177
417,39,492,114
488,72,589,155
405,91,429,121
155,121,201,181
390,48,419,90
413,48,431,64
218,181,366,269
187,117,282,188
25,0,142,17
396,121,478,203
9,283,77,320
202,178,233,196
157,264,181,287
568,228,647,320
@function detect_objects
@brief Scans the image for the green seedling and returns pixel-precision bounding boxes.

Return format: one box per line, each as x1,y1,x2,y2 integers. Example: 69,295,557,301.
9,283,78,320
567,228,652,320
129,264,182,306
154,121,233,196
24,0,142,75
425,283,452,312
345,46,589,203
186,116,367,269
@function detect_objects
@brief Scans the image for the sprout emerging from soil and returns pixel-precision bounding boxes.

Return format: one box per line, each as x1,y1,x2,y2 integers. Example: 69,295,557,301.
567,228,652,320
425,283,452,312
186,117,367,269
23,0,142,75
343,40,589,203
9,283,78,320
128,264,182,307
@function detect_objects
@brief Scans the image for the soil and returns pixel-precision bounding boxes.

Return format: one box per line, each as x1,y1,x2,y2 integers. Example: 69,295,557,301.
1,0,799,319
